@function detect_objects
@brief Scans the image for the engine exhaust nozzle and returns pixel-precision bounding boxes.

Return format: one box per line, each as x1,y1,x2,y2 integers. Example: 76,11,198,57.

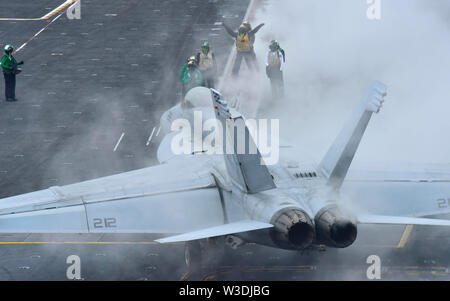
270,207,315,250
315,204,357,248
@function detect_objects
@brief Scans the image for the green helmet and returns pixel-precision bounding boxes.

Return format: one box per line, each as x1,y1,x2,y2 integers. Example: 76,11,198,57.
4,44,13,53
201,41,210,54
269,40,279,51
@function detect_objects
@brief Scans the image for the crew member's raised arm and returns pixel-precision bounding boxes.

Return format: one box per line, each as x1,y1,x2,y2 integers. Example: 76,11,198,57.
250,23,265,35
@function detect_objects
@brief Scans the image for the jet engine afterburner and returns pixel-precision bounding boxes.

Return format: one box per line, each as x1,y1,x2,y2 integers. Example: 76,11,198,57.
314,204,357,248
270,207,315,250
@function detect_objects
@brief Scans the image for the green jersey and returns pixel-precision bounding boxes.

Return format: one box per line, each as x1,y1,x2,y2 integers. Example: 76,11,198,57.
179,64,203,85
1,54,17,74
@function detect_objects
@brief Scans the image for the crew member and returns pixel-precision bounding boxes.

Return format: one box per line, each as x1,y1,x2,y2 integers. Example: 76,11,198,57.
179,56,203,98
195,41,217,88
223,21,264,75
1,45,24,102
265,40,285,98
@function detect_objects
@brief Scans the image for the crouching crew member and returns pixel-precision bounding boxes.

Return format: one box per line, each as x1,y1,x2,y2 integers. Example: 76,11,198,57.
179,56,203,98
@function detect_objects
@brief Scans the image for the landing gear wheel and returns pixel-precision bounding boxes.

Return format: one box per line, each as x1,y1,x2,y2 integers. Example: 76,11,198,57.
203,237,225,267
185,241,202,270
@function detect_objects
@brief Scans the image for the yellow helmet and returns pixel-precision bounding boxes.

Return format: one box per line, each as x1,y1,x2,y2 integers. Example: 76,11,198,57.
243,21,251,29
239,25,249,34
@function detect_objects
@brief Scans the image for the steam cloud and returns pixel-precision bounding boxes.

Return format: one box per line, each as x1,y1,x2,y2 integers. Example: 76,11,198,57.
251,0,450,167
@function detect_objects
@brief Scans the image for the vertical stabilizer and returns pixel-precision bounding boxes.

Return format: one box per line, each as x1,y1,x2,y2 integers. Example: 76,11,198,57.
211,89,276,194
319,81,387,190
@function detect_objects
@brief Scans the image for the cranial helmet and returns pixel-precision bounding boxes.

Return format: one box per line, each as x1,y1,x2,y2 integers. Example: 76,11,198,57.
187,56,197,67
202,41,210,49
269,40,279,51
201,41,210,54
238,25,250,35
4,44,13,53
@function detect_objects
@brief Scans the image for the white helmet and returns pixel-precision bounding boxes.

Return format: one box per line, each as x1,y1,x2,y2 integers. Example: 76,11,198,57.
4,44,13,53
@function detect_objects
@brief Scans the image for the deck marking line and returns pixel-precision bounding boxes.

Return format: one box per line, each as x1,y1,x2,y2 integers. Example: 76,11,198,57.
113,132,125,152
397,224,414,248
146,127,156,146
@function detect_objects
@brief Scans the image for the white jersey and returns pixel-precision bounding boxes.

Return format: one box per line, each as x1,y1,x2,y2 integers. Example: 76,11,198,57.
266,50,284,71
198,52,214,71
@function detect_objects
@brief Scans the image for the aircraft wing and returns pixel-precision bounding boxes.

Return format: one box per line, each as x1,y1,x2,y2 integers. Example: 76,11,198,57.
0,156,237,234
341,165,450,218
155,220,273,243
357,214,450,226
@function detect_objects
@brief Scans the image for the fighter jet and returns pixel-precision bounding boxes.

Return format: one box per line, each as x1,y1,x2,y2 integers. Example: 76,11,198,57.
0,81,449,269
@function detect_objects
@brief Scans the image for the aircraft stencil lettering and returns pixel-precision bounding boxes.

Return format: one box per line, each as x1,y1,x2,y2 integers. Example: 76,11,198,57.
93,218,117,228
437,198,450,209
